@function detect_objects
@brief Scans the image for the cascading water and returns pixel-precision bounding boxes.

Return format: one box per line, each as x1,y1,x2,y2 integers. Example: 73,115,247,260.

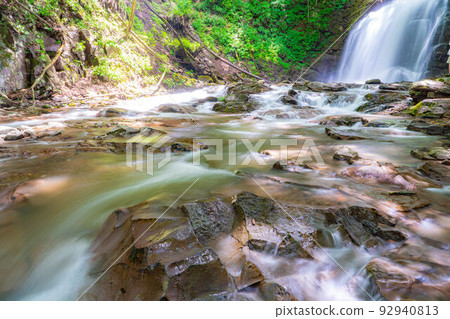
331,0,449,83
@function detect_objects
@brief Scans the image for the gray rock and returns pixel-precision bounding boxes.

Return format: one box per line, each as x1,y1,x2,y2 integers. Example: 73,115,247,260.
181,198,235,246
107,125,140,137
410,79,450,103
365,79,382,84
357,91,410,113
102,107,127,117
0,126,17,136
158,103,195,113
325,127,366,140
4,129,24,141
258,281,297,301
407,119,449,136
419,162,450,183
409,98,450,119
333,146,359,161
320,115,368,126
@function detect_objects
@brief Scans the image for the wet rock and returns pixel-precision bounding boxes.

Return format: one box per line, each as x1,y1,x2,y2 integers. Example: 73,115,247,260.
181,198,235,246
341,161,417,190
277,234,313,259
166,248,231,300
381,191,430,212
324,206,403,248
411,147,450,161
320,115,368,127
197,75,214,83
227,81,271,95
170,143,192,152
325,127,366,140
365,79,382,84
225,93,249,103
212,100,259,113
88,200,236,300
194,96,218,105
280,94,298,105
84,262,168,301
232,192,326,255
409,99,450,119
379,82,411,91
377,226,407,242
324,92,358,105
293,81,347,92
272,160,316,172
17,125,34,137
158,103,195,113
366,258,417,300
107,125,139,137
367,247,450,301
357,91,411,113
410,79,450,103
0,126,16,136
234,261,265,290
3,129,24,141
258,281,298,301
407,119,449,136
333,146,359,161
365,120,395,128
248,239,278,254
419,162,450,183
101,108,127,117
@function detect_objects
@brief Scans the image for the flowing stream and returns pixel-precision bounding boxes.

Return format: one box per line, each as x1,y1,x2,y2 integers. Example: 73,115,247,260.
331,0,449,83
1,83,448,300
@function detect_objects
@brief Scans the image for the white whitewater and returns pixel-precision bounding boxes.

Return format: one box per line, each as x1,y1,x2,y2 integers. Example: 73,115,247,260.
331,0,449,83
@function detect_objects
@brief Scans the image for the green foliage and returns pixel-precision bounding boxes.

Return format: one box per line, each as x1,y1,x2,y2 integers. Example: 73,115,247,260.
73,41,86,53
28,0,58,17
93,57,127,82
170,0,194,17
172,0,352,71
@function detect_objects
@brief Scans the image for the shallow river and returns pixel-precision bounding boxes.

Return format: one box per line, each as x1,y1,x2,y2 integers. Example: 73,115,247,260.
0,84,448,300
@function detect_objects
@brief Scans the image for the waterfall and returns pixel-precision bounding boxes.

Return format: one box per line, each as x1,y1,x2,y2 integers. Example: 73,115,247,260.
331,0,449,83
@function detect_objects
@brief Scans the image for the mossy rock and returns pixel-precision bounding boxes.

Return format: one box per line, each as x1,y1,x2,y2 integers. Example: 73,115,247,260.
197,75,214,83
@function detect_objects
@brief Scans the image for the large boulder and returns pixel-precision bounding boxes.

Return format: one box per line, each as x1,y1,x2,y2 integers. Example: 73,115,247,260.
324,206,405,248
357,91,411,113
333,146,359,162
227,81,271,95
158,103,195,113
181,198,235,246
232,192,328,256
319,115,368,127
419,162,450,183
408,99,450,119
84,208,232,300
325,127,366,140
367,242,450,300
410,79,450,103
407,119,450,136
410,147,450,161
100,107,127,118
341,160,418,190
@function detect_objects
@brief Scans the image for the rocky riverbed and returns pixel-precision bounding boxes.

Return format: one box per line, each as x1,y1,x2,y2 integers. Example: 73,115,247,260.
0,77,449,300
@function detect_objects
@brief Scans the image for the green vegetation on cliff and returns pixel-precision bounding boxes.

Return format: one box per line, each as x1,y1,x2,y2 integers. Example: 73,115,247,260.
170,0,352,73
